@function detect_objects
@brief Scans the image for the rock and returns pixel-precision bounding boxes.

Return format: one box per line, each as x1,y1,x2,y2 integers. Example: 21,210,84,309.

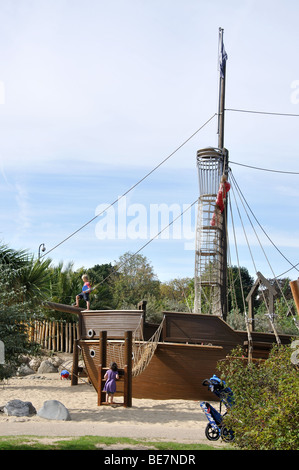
29,357,41,371
16,364,35,376
48,356,63,368
4,399,36,417
37,360,58,374
19,355,30,364
37,400,71,421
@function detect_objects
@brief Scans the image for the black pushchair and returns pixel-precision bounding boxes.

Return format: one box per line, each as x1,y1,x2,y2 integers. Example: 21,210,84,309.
200,374,234,442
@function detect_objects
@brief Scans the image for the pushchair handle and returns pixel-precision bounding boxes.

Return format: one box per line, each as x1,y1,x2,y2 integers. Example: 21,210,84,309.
202,379,212,387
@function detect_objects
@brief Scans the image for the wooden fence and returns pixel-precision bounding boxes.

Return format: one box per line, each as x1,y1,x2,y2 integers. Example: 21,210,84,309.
28,320,79,353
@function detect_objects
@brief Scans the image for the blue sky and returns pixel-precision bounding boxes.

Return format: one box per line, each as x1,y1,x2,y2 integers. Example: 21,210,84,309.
0,0,299,282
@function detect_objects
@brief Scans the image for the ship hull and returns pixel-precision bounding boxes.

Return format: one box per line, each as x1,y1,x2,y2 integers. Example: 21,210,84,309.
76,309,294,401
79,339,225,401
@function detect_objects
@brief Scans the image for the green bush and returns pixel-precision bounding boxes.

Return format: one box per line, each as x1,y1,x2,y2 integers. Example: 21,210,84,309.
217,343,299,450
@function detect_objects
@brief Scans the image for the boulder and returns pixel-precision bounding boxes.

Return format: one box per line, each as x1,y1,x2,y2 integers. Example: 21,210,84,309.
29,357,41,371
48,356,63,368
37,400,71,421
4,399,36,417
37,360,58,374
16,364,35,376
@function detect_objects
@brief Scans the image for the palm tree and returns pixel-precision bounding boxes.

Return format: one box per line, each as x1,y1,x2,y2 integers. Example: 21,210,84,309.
0,242,27,268
0,243,52,307
17,257,52,306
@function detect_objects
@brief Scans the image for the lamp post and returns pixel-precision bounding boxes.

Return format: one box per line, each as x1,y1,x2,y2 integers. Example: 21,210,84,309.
38,243,46,260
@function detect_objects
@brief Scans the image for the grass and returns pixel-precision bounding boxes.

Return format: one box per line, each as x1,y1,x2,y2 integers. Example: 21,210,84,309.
0,435,232,451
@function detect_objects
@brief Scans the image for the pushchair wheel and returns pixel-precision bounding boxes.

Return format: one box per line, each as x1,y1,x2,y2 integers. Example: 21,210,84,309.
220,426,234,442
205,423,220,441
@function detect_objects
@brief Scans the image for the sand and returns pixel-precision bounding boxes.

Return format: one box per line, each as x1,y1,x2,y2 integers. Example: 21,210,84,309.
0,371,224,446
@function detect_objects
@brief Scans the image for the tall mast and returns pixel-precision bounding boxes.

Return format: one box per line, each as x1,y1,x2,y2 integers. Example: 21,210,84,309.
193,28,229,319
218,27,229,319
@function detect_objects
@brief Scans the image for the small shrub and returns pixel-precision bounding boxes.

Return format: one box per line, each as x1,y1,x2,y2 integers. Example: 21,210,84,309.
217,343,299,450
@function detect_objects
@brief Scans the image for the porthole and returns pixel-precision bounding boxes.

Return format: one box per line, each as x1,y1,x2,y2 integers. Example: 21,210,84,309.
90,349,96,358
87,329,94,338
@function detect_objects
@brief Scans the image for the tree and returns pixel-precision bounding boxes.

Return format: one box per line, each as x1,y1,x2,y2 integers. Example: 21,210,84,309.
112,252,160,307
0,264,39,379
87,263,116,309
46,262,83,321
227,265,255,314
0,242,28,268
0,243,49,379
160,277,193,312
16,257,52,306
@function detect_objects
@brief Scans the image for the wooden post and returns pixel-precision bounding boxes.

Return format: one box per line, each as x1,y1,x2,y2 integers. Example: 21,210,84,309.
71,339,79,386
124,330,132,407
247,295,254,333
60,322,63,352
52,322,56,352
41,322,46,348
46,322,49,349
65,322,69,353
68,323,72,353
98,365,104,405
217,28,229,321
245,314,253,364
98,331,107,406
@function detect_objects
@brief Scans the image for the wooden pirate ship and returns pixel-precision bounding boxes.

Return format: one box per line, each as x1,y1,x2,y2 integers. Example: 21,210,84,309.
44,29,298,404
45,299,296,403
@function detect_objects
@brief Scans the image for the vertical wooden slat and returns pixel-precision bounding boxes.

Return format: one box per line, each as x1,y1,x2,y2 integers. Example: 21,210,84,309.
65,323,68,353
124,330,132,407
45,322,49,349
60,322,63,352
52,322,56,351
71,339,79,386
98,331,107,406
69,323,72,353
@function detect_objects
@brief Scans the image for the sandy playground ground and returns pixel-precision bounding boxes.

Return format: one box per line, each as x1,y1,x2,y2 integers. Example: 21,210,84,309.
0,367,225,447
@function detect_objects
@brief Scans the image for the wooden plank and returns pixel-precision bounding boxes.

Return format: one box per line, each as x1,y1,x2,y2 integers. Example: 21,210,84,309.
80,339,225,401
162,312,242,346
124,331,132,407
80,310,143,339
132,342,225,401
43,301,84,315
71,339,79,386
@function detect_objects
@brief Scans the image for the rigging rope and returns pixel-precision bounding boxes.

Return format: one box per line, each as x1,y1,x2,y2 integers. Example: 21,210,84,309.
41,113,217,259
225,107,299,118
75,199,198,294
230,161,299,175
229,169,299,333
230,170,299,274
228,176,281,344
105,316,165,377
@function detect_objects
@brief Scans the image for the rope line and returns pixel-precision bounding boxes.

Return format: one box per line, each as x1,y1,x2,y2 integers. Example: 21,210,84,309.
229,169,299,331
42,113,217,259
226,107,299,117
229,170,299,274
230,161,299,175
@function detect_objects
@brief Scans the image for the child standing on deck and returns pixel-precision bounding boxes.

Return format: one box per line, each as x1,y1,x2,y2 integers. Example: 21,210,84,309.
75,274,91,310
103,362,119,404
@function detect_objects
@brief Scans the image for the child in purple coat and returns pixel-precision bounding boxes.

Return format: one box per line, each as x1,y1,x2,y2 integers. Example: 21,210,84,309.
103,362,119,404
